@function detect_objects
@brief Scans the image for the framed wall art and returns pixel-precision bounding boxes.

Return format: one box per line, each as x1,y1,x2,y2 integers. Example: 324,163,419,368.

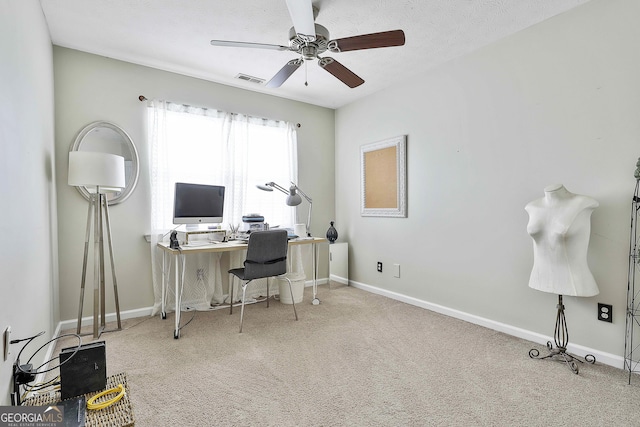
360,135,407,217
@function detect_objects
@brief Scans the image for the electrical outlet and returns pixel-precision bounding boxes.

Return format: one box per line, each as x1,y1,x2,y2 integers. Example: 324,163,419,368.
377,262,383,272
3,326,10,361
598,303,613,323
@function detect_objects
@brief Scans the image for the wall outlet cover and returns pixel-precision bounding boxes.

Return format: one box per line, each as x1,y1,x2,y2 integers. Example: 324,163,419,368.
598,303,613,323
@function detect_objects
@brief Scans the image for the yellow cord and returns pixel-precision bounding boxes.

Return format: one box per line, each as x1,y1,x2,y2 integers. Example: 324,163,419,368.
86,384,125,410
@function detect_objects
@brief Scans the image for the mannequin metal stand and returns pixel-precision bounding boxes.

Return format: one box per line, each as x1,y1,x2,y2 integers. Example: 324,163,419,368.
529,295,596,374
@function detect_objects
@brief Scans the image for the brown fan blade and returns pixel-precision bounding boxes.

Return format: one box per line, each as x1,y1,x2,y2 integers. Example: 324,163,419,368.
318,57,364,88
210,40,290,51
266,58,303,88
328,30,405,52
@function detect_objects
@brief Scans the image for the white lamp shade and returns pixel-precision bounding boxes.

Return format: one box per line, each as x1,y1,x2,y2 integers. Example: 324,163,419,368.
68,151,126,190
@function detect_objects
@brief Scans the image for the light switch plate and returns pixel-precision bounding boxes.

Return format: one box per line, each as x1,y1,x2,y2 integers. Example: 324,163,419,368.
393,264,400,278
3,326,11,361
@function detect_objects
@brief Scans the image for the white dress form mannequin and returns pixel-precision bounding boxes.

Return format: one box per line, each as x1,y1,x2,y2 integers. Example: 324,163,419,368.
525,184,599,373
525,183,599,297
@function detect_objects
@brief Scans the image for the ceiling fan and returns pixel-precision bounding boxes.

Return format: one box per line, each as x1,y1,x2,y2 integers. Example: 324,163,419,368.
210,0,405,89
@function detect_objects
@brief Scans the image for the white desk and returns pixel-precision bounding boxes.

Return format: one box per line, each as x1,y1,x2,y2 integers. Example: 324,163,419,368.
157,237,325,338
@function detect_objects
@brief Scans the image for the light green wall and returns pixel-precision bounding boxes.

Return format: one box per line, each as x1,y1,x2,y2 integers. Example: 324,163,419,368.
53,47,335,322
0,0,57,405
335,0,639,358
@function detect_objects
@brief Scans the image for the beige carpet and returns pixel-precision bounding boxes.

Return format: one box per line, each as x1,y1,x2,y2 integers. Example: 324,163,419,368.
54,284,640,426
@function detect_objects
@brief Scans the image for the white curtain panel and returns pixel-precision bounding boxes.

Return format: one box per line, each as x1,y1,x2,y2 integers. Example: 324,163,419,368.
147,99,301,314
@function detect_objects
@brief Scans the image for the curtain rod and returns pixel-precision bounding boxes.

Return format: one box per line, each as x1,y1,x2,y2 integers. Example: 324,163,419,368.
138,95,200,111
138,95,301,128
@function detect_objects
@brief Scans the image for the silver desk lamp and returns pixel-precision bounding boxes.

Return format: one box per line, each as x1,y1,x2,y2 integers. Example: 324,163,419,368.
257,182,313,237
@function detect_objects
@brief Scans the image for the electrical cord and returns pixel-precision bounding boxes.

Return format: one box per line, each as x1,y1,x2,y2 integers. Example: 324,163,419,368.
25,375,60,391
13,332,82,376
177,304,198,331
11,331,81,405
87,384,125,410
162,227,178,239
21,376,60,401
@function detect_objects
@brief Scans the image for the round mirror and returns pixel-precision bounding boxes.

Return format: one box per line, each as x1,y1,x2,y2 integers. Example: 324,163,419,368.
69,121,139,205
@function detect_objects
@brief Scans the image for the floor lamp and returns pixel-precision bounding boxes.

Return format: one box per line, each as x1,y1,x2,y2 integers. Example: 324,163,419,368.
257,182,313,236
68,151,125,338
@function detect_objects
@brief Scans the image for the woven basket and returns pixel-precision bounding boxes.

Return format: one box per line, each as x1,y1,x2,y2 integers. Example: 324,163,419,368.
22,371,134,427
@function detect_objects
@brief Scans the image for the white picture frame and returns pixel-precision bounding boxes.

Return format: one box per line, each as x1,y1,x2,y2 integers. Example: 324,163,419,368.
360,135,407,217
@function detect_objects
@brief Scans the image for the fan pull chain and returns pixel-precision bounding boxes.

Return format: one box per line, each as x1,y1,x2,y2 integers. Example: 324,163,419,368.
305,60,308,86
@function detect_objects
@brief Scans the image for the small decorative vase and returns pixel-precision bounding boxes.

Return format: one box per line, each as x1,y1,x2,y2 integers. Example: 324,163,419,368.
326,221,338,244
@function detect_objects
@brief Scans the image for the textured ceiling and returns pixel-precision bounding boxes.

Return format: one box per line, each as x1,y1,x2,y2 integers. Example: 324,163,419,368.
40,0,591,109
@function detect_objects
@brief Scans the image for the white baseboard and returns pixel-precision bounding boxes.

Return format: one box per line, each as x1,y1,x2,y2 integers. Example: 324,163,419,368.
58,306,154,332
302,275,347,287
304,277,329,287
329,274,349,285
349,279,625,370
47,281,624,371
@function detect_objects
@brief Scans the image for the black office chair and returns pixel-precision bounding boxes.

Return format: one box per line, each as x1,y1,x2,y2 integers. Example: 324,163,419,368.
228,229,299,332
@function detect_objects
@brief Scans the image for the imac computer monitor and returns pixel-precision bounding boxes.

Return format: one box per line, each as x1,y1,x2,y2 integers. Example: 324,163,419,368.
173,182,225,229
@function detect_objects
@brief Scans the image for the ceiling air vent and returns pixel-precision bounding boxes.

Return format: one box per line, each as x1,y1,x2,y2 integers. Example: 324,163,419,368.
235,73,266,85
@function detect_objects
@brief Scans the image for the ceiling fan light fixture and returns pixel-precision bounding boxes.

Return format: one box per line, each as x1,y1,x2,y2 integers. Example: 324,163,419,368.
302,45,317,61
288,24,329,54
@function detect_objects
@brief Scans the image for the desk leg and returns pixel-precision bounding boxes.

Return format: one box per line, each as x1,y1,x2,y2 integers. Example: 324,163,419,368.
174,253,181,339
161,251,167,319
312,242,320,305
